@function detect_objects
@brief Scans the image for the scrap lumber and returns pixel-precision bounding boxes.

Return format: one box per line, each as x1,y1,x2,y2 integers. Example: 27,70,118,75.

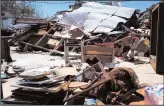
64,39,82,64
150,55,156,71
122,25,150,37
35,24,56,46
8,29,33,44
13,18,47,25
113,35,131,44
54,38,64,50
82,45,115,65
19,41,64,55
63,77,113,102
1,36,13,39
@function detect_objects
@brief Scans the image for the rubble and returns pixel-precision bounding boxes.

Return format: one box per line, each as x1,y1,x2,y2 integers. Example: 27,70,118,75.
1,1,164,105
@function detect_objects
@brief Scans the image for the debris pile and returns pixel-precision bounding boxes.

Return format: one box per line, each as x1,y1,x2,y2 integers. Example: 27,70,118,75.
1,1,163,105
2,62,143,105
5,1,151,62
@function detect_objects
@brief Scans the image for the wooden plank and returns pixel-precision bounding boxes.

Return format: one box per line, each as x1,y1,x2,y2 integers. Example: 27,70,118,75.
85,51,112,55
64,39,69,65
47,39,60,49
150,55,156,71
65,44,81,47
20,41,64,55
83,45,114,53
54,38,64,50
1,36,13,39
35,24,56,46
97,62,109,80
14,18,47,24
81,40,85,63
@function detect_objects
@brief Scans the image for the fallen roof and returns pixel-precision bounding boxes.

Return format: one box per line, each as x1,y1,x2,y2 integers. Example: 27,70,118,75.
58,2,136,34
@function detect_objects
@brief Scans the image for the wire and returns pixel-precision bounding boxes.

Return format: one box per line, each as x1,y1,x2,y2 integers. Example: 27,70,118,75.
35,1,75,4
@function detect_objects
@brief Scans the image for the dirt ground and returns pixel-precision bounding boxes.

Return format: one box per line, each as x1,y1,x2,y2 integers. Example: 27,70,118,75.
2,48,163,104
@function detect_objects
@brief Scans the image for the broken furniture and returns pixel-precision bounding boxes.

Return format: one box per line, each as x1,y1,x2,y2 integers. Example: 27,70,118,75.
63,66,141,105
81,44,115,65
150,2,164,74
64,38,82,65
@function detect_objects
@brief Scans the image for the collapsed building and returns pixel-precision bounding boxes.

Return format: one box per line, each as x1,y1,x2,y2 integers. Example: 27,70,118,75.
1,1,164,105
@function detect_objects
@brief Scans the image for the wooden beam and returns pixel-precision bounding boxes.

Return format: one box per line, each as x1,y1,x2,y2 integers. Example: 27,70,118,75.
86,51,113,55
20,41,64,55
35,24,56,46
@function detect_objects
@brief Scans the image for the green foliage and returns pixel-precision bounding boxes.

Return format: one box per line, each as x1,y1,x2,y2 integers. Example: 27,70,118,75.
1,1,39,18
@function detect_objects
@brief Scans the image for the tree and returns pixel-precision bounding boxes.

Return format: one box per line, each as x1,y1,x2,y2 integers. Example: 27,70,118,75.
1,1,40,18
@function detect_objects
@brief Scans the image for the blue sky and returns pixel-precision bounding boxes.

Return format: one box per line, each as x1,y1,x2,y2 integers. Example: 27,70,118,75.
32,1,160,18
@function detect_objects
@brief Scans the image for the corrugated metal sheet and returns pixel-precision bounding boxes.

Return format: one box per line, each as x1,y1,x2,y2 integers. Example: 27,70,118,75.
114,7,135,18
58,12,89,29
94,16,127,33
58,2,135,34
83,13,110,32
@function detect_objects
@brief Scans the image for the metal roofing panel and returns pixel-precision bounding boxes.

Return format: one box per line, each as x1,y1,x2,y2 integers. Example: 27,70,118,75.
100,16,127,28
58,12,89,28
73,7,93,13
86,13,109,20
83,19,102,32
81,2,119,15
94,16,127,33
114,7,135,18
93,26,113,33
58,2,135,33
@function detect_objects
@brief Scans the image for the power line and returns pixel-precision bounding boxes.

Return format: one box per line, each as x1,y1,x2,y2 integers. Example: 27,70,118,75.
35,1,75,4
